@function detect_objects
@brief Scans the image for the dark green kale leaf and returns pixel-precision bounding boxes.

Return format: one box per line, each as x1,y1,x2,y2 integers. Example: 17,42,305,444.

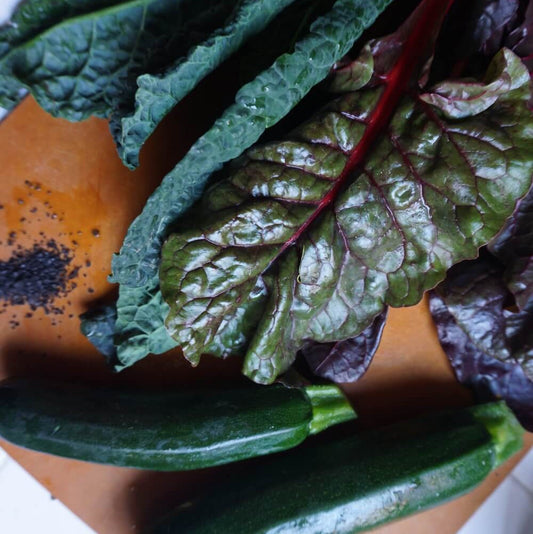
159,26,533,385
79,303,118,364
0,0,237,118
0,0,122,109
113,0,301,169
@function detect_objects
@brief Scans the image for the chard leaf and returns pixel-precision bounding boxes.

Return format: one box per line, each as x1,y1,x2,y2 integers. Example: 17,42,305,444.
431,0,533,81
489,185,533,310
110,0,393,287
301,310,387,383
429,254,533,431
419,46,530,118
114,0,299,169
0,0,237,119
507,1,533,72
159,31,533,384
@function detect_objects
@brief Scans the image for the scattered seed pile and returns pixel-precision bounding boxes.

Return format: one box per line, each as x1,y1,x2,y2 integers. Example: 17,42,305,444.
0,240,79,315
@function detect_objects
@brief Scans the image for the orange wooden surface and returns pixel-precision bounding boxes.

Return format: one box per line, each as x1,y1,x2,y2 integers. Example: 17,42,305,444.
1,97,531,534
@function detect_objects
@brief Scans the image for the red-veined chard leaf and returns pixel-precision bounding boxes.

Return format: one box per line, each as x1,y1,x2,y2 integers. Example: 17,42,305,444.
507,1,533,72
429,251,533,431
0,0,238,119
301,309,387,383
81,0,392,370
159,0,533,384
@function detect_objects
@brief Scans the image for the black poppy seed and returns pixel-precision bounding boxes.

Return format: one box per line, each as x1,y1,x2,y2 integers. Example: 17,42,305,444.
0,239,79,315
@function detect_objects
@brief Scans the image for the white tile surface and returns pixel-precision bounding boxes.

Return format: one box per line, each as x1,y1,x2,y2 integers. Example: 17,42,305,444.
0,446,96,534
0,445,7,469
0,0,21,24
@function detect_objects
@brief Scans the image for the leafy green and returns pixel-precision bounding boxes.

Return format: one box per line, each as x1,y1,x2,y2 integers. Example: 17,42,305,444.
114,278,177,369
0,0,121,109
114,0,299,169
102,0,393,370
429,250,533,431
0,0,237,118
301,310,387,382
488,164,533,310
79,303,118,363
110,0,393,288
159,47,533,384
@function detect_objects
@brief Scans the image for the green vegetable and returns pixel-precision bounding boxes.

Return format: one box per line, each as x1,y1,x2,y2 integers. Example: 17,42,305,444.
0,379,355,470
152,401,524,533
110,0,393,287
100,0,392,372
159,46,533,384
115,0,299,169
0,0,237,118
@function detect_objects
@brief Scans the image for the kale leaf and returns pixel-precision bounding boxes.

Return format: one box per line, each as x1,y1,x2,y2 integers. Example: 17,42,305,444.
0,0,238,118
113,0,300,169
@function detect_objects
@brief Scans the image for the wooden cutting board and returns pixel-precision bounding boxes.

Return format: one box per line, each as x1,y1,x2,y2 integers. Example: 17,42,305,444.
1,97,531,534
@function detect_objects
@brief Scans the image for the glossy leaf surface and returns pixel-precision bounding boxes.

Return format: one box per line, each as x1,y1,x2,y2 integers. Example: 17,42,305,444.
83,0,392,368
301,310,387,383
111,0,393,287
429,252,533,431
489,185,533,310
160,45,533,384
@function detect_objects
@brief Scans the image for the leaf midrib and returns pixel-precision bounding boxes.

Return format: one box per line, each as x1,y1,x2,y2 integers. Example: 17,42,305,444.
269,0,454,269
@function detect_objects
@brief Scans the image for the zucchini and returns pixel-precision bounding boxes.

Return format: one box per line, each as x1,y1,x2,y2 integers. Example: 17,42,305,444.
152,401,524,533
0,379,355,470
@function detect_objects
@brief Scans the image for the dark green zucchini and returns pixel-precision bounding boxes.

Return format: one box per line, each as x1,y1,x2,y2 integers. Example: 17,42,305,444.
152,401,524,533
0,379,355,470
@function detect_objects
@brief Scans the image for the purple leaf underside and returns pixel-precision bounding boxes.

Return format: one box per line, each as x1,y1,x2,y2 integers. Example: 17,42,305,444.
429,251,533,430
301,309,387,383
